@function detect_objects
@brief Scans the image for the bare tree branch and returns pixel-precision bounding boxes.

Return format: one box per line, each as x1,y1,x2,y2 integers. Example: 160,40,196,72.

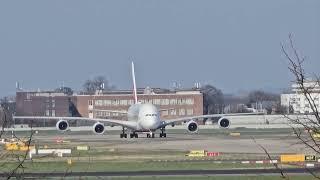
281,34,320,179
251,137,288,179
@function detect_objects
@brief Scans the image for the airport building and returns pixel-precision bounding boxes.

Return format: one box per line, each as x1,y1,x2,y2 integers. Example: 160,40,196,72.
15,91,74,117
15,87,203,124
281,81,320,114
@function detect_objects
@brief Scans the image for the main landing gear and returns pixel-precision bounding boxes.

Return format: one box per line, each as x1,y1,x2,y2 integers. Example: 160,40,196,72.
120,127,138,138
130,132,138,138
120,127,167,139
120,127,127,138
159,128,166,138
147,132,155,138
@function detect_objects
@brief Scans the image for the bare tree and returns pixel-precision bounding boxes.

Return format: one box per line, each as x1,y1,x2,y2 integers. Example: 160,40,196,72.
251,35,320,180
55,86,73,95
201,85,224,114
1,98,35,179
280,34,320,179
83,76,115,94
248,90,279,104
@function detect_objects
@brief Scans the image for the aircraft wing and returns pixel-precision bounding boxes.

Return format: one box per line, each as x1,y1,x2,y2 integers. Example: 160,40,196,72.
160,113,263,128
13,116,137,130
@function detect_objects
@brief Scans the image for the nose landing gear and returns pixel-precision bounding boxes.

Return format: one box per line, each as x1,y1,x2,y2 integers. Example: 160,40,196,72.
159,128,166,138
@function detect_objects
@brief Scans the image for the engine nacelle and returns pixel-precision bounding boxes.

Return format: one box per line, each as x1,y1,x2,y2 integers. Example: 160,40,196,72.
56,120,69,132
186,120,198,133
218,117,230,128
93,122,105,134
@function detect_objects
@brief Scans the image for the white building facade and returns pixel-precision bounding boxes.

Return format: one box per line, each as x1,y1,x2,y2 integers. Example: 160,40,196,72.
281,81,320,114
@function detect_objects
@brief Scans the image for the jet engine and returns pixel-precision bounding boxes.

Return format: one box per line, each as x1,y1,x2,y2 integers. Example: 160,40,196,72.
186,120,198,133
93,122,105,134
218,117,230,128
56,120,69,131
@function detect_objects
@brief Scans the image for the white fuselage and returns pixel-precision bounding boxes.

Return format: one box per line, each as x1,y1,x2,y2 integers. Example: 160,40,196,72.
127,103,161,131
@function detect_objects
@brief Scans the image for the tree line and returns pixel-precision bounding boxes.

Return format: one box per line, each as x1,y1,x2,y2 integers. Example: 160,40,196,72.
201,85,283,115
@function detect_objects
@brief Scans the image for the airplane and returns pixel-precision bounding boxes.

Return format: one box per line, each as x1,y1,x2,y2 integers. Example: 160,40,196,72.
13,62,259,138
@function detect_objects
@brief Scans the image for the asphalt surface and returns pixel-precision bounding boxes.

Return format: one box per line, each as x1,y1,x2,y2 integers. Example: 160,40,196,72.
4,168,320,178
2,128,309,154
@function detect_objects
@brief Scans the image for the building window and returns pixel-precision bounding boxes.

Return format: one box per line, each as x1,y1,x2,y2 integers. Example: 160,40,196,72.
103,100,111,106
94,100,98,106
111,99,120,106
161,99,169,105
153,99,161,105
186,98,194,105
104,111,111,116
177,98,186,105
26,93,31,100
128,100,134,105
187,109,193,115
162,110,168,116
52,110,55,117
120,100,128,106
45,110,50,116
179,109,185,116
170,99,177,105
170,109,176,116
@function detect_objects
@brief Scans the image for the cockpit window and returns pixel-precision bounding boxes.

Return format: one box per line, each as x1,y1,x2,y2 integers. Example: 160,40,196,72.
145,114,157,116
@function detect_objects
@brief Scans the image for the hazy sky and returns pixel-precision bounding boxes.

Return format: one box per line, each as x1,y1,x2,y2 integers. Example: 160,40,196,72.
0,0,319,96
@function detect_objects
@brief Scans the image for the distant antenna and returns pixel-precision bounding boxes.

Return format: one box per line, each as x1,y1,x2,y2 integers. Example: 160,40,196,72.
173,82,178,89
194,82,201,89
15,82,19,90
16,81,22,91
101,83,105,90
172,81,182,90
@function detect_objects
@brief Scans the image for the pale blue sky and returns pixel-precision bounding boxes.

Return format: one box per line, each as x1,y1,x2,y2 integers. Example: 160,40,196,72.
0,0,319,96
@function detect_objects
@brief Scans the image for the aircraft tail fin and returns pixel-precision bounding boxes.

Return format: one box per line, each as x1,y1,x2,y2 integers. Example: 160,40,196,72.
131,61,138,104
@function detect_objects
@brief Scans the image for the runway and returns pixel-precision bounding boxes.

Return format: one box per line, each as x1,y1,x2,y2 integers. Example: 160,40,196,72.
32,129,311,154
5,168,320,178
1,127,319,179
2,128,310,154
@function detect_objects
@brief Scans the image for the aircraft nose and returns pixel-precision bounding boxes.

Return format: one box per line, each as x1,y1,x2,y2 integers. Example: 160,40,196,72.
142,117,159,129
